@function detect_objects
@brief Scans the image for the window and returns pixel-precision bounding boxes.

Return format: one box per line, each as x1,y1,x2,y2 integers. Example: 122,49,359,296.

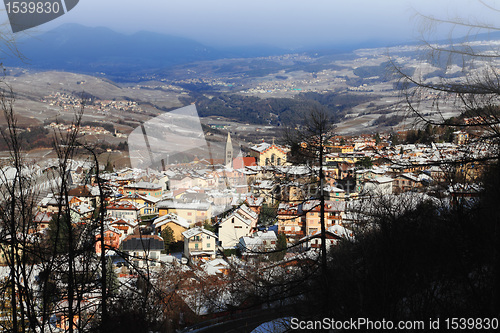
207,242,210,248
195,243,198,249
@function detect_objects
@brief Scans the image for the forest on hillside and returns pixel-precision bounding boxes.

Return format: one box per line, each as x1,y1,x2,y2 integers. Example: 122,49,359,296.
183,91,379,126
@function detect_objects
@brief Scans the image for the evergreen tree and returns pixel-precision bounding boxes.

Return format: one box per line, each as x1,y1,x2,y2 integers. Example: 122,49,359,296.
271,233,287,262
356,156,373,169
46,213,73,254
161,226,175,253
203,221,217,233
106,258,119,296
258,203,278,226
105,160,114,173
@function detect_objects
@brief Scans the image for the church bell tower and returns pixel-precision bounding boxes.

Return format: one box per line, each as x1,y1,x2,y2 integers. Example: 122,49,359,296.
225,132,233,167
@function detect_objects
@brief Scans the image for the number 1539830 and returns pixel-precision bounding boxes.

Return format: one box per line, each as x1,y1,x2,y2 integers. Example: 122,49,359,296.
445,318,498,330
5,1,61,14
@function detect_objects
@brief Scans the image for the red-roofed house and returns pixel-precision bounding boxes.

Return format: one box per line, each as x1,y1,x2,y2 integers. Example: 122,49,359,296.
232,157,257,169
277,203,304,240
33,211,53,233
107,202,141,221
301,200,345,236
95,227,121,255
109,218,136,236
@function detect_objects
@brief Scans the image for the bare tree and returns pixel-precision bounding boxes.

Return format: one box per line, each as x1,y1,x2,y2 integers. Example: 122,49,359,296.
0,88,135,332
395,2,500,142
0,89,40,332
282,107,336,311
392,1,500,314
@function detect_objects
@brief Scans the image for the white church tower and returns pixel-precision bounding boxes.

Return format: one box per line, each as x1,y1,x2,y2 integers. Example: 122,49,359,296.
225,132,233,167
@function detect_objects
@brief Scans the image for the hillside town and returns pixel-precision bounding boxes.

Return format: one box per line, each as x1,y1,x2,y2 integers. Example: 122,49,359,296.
42,92,144,115
0,0,498,330
1,120,487,330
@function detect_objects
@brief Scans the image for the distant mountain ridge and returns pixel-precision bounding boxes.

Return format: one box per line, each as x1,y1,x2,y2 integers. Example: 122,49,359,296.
5,24,218,73
4,24,413,79
7,23,489,81
3,23,290,77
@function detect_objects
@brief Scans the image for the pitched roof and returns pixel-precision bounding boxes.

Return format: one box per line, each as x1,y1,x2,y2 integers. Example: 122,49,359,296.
232,157,257,169
121,234,164,251
237,204,258,221
328,225,355,240
221,211,252,226
157,200,211,210
153,213,190,229
107,201,142,211
250,142,288,154
124,193,161,203
377,176,393,183
71,203,94,215
34,211,53,223
124,181,162,190
68,185,93,197
300,225,354,242
301,200,346,213
182,227,217,239
202,259,229,275
245,196,264,207
109,218,137,227
250,142,271,153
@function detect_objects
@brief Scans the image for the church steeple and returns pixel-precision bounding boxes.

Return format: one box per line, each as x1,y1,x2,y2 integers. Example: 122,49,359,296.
225,132,233,167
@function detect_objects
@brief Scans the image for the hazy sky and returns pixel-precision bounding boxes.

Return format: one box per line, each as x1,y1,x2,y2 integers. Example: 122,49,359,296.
2,0,498,48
